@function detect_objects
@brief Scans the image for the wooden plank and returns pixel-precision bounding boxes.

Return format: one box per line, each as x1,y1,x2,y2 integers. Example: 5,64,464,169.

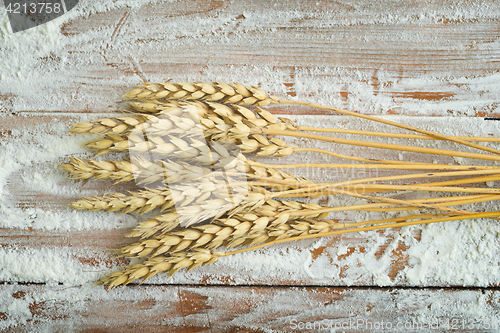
2,0,500,327
1,284,499,332
1,0,499,116
0,225,421,287
1,112,500,287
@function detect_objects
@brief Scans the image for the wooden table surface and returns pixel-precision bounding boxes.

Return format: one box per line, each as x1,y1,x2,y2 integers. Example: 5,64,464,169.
2,0,500,331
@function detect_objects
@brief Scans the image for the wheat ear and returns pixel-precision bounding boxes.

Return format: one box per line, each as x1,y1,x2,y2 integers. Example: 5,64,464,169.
101,210,500,289
125,81,500,156
97,249,222,289
60,157,137,183
118,217,340,259
89,101,437,166
117,200,334,258
123,82,272,106
69,115,150,136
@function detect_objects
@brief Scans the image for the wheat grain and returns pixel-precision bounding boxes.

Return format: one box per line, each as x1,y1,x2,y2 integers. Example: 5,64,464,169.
70,177,252,225
118,202,337,259
127,100,192,113
60,154,313,195
69,115,150,136
97,249,222,289
65,81,500,290
60,157,138,183
128,213,181,238
123,82,272,106
124,189,270,238
84,103,295,159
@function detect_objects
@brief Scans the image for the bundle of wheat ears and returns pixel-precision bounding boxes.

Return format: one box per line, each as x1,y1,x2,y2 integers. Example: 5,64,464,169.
61,82,500,289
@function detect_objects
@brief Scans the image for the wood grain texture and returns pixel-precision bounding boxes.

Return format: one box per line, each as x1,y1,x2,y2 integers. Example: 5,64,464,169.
1,113,499,287
2,0,500,330
3,0,500,116
1,284,499,333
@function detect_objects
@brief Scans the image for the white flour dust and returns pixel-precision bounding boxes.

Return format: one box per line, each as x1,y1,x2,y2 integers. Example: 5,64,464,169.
1,0,500,330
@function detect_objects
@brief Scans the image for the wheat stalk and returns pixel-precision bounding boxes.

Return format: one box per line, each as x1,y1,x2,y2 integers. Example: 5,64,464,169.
82,101,445,167
124,82,500,156
99,209,500,289
118,200,334,258
258,128,500,163
59,81,500,290
99,210,500,288
270,97,500,156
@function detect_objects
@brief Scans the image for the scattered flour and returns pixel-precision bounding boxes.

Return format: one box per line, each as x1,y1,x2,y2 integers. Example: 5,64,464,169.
0,247,106,284
1,0,500,330
404,219,500,286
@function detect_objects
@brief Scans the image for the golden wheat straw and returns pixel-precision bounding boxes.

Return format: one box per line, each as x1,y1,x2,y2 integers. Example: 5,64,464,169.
295,126,500,142
302,169,500,190
260,128,500,163
365,194,500,212
272,97,500,156
263,169,500,199
248,167,500,214
248,160,500,171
